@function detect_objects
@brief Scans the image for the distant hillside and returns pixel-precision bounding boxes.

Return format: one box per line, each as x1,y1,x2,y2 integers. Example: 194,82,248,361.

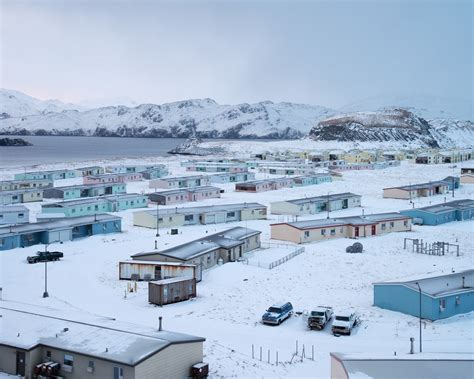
309,109,474,148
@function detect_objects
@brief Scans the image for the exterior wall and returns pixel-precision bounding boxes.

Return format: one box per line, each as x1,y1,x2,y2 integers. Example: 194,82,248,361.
40,346,134,379
148,278,196,305
91,220,122,235
0,345,20,376
119,262,196,281
133,211,185,228
0,235,21,250
330,355,349,379
375,219,412,235
0,208,29,224
460,175,474,184
400,209,457,226
383,188,412,199
271,224,302,243
135,342,203,379
270,201,300,215
241,207,267,221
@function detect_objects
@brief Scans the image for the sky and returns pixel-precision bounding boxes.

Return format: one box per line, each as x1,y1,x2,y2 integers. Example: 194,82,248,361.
0,0,472,109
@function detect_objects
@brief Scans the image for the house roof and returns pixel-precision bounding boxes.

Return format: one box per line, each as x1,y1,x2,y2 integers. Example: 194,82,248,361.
401,199,474,215
374,269,474,298
330,352,474,379
273,213,409,230
236,178,292,187
279,192,360,205
132,226,261,261
0,302,204,366
157,175,208,182
384,179,455,191
42,193,145,208
136,202,266,217
148,186,220,197
45,183,123,192
0,189,43,196
0,205,29,213
0,214,121,237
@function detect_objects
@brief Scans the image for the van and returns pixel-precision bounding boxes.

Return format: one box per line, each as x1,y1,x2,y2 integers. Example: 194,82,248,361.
262,302,293,325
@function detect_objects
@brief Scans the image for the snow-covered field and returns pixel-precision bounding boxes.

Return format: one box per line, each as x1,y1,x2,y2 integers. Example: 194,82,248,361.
0,147,473,378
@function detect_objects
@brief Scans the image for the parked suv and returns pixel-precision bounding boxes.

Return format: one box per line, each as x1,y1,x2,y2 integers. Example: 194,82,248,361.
262,302,293,325
331,312,359,335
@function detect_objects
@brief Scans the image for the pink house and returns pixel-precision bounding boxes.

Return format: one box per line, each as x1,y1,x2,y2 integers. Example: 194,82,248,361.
148,186,221,205
84,173,144,185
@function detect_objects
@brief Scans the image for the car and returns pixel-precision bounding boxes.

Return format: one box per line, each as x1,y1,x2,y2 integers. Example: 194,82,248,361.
331,312,359,335
262,302,294,325
307,306,333,330
27,251,64,264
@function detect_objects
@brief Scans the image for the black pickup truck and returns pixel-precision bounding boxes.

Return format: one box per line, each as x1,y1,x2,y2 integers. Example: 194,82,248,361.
27,251,64,264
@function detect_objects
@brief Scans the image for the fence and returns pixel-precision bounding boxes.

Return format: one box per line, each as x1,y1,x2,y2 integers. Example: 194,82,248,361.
244,246,305,269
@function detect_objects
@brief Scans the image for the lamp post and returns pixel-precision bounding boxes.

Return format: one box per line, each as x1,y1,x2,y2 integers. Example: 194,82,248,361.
326,191,332,219
43,243,51,298
155,202,160,237
415,281,422,352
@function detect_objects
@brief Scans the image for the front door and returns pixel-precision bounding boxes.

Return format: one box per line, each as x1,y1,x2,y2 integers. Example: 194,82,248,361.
371,225,376,235
354,227,359,237
16,351,26,376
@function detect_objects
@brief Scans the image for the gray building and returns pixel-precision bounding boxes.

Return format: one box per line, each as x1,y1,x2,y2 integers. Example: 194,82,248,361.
0,303,205,379
270,192,361,215
133,202,267,229
0,189,44,205
132,226,262,270
0,205,29,225
0,179,53,191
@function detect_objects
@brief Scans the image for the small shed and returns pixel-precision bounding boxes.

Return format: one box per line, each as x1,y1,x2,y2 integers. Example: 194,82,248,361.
148,277,197,306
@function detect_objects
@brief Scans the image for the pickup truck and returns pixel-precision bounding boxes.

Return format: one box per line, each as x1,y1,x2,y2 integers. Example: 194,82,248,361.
307,306,333,330
27,251,64,264
331,312,359,336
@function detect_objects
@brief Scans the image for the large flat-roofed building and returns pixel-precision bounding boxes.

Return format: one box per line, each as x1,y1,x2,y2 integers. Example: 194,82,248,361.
0,302,205,379
373,269,474,320
400,199,474,225
133,202,267,228
270,193,361,215
0,214,122,250
271,213,412,244
132,227,261,270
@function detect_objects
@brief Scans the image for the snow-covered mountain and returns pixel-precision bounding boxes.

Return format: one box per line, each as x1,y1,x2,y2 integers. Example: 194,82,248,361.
0,91,336,139
309,109,474,148
340,93,473,120
0,89,85,118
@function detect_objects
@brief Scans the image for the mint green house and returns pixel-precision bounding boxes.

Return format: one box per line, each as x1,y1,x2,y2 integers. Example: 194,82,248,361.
41,193,148,217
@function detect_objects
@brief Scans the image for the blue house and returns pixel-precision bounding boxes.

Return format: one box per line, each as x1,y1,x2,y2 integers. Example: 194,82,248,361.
374,269,474,320
400,199,474,225
0,214,122,250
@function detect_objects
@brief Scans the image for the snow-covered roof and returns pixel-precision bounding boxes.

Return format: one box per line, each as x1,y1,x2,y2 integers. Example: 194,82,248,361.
157,175,208,182
136,202,266,217
0,214,121,236
384,179,453,191
133,226,261,261
374,269,474,298
281,192,360,205
276,213,409,230
0,205,29,213
149,186,220,196
150,277,194,285
45,183,122,191
0,302,204,366
402,199,474,214
330,352,474,379
43,193,145,208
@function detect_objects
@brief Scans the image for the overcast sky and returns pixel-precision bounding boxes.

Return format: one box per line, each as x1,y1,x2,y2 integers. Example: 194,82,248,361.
1,0,472,108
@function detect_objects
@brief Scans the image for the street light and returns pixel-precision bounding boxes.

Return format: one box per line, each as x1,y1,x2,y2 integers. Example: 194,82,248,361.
43,243,51,298
155,202,160,237
326,191,332,219
415,281,422,352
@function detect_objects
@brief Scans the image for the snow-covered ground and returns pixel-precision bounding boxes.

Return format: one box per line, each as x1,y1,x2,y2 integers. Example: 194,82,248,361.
0,152,473,378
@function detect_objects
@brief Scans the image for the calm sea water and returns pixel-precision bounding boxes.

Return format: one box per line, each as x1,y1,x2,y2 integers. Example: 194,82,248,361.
0,136,188,168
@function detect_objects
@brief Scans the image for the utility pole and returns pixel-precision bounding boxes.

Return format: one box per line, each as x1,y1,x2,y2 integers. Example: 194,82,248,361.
415,282,422,352
326,191,331,219
156,202,160,237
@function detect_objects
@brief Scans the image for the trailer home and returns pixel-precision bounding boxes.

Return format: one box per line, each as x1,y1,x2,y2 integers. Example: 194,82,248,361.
43,183,127,200
0,189,43,205
119,260,200,282
0,205,29,225
235,178,294,193
148,186,221,205
148,277,197,306
149,175,211,189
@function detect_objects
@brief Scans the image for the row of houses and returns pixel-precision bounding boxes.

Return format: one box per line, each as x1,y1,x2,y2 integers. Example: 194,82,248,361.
234,174,332,193
383,177,459,199
0,214,122,250
44,183,127,200
183,161,248,173
41,194,148,217
133,202,267,228
415,149,473,164
132,226,261,270
14,166,104,181
149,172,256,190
148,186,221,205
271,213,412,244
0,178,53,191
0,302,205,379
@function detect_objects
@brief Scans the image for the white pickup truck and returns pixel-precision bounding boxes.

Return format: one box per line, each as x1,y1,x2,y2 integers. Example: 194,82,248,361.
307,306,334,330
331,312,359,336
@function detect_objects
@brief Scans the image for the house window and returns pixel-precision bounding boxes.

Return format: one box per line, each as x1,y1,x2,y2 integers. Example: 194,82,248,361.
0,215,3,219
103,224,107,231
64,354,74,366
439,299,446,312
88,361,95,373
321,229,326,236
184,215,193,221
390,222,395,228
227,211,235,217
304,231,309,238
404,220,408,227
455,296,461,306
381,223,386,230
46,350,51,359
330,229,336,236
72,209,76,213
114,222,119,229
113,367,124,379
